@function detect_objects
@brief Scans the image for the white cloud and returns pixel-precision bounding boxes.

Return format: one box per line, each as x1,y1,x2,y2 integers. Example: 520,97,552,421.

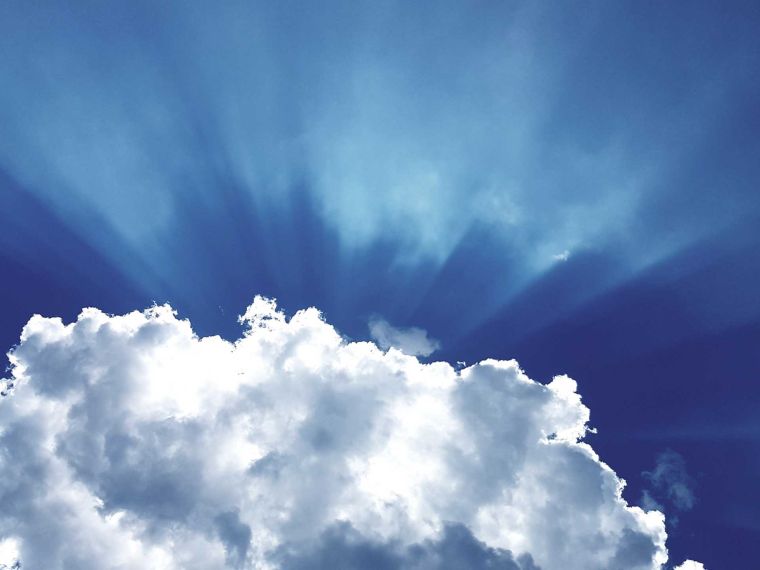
0,537,19,569
674,561,706,570
368,317,441,357
552,250,571,262
0,297,703,569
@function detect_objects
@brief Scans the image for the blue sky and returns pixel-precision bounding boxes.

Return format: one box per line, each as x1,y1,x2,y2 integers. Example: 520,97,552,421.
1,2,759,568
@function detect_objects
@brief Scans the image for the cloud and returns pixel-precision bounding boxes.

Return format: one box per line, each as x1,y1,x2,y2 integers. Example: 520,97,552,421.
0,297,702,569
674,562,706,570
0,537,20,569
368,317,441,357
641,450,696,521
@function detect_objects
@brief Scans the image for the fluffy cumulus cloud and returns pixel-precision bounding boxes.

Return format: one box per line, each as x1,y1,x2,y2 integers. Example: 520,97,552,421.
0,298,702,569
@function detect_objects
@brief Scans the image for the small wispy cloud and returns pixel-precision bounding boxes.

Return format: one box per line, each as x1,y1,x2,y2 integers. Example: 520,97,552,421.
641,449,697,527
368,317,441,357
552,250,571,262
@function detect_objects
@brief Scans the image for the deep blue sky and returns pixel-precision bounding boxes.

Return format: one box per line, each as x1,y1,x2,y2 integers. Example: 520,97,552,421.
1,2,760,567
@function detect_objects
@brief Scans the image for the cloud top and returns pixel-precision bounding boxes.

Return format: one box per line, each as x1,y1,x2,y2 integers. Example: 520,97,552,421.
0,297,699,569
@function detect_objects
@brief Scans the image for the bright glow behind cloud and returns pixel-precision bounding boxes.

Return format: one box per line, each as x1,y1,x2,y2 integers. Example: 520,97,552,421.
0,297,701,569
0,2,668,274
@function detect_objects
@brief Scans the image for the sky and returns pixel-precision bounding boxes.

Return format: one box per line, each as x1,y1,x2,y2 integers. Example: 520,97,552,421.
1,1,759,568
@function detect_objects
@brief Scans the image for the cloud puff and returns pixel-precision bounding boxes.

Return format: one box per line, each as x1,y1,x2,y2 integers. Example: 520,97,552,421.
368,317,441,357
674,562,706,570
0,297,701,569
